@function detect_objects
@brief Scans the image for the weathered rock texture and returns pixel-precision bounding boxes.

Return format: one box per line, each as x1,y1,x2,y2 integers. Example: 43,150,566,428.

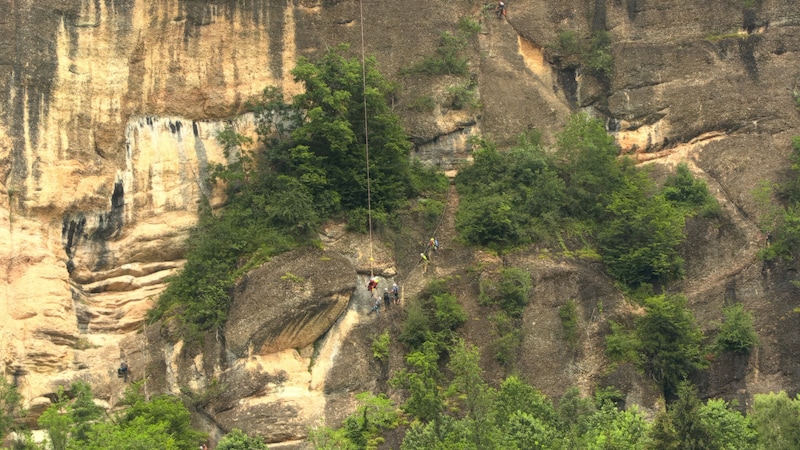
1,0,800,446
225,249,356,357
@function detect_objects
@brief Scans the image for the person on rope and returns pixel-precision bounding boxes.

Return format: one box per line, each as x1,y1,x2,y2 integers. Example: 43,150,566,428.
367,277,379,293
429,237,439,252
420,252,430,274
369,296,381,315
392,282,400,305
495,1,506,18
383,288,392,310
117,361,129,382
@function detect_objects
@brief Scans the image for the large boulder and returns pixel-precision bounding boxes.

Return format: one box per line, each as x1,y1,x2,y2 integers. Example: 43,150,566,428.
225,249,357,358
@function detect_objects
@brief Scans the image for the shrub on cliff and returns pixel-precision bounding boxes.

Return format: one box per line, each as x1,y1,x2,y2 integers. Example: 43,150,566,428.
150,45,440,337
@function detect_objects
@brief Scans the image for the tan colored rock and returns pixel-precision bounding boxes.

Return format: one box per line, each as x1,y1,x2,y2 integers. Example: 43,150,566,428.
225,249,356,357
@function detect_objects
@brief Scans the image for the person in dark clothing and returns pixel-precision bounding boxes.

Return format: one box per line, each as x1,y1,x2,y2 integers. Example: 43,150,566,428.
392,283,400,305
496,1,506,18
383,288,392,310
118,361,129,382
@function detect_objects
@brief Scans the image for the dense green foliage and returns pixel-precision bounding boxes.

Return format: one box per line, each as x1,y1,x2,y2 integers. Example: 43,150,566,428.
550,30,614,80
37,382,206,450
216,428,269,450
597,176,686,287
149,45,436,339
606,294,707,397
399,279,467,350
0,377,25,442
749,391,800,449
456,133,565,251
404,31,469,77
478,267,533,318
662,163,722,218
456,114,703,290
558,300,579,347
756,135,800,261
715,303,759,354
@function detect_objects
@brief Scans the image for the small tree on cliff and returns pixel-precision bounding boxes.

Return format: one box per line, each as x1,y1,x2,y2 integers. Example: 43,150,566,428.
151,44,429,337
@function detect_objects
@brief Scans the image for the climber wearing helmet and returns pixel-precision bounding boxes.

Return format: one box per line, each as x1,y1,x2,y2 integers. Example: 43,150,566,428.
496,1,506,18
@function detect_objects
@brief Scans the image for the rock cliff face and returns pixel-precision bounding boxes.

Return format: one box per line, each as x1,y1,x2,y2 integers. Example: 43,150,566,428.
2,0,800,446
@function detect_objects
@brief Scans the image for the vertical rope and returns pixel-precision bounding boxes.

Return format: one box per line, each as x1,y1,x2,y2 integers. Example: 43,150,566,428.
359,0,374,277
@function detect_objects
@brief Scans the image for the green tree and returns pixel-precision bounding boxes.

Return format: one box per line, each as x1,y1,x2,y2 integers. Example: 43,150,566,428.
399,279,465,350
0,377,24,441
715,303,758,354
283,44,413,213
455,135,565,251
38,391,71,450
554,113,625,222
446,340,496,449
749,391,800,449
401,415,477,450
494,376,559,432
216,428,268,450
636,295,707,397
68,381,104,444
79,417,181,450
657,383,716,449
598,178,686,288
697,399,756,450
583,403,651,450
662,163,720,217
391,341,445,422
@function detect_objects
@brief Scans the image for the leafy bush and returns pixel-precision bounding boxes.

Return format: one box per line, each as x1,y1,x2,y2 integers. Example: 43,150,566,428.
372,330,391,361
405,31,469,76
456,135,565,251
409,95,436,112
637,294,707,397
750,391,800,449
715,303,758,354
663,163,721,218
151,45,424,339
457,16,482,35
490,311,521,366
447,82,480,110
598,178,686,289
559,300,579,347
400,279,465,349
606,294,707,397
39,382,206,450
216,429,268,450
583,31,614,79
478,267,532,318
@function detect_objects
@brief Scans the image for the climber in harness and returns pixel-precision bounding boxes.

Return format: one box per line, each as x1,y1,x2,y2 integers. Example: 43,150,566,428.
367,277,379,293
369,296,381,315
495,1,506,18
383,288,392,310
117,361,129,382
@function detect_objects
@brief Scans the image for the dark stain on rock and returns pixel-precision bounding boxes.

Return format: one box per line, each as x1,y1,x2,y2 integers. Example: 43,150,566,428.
738,36,759,81
3,3,68,195
592,0,607,32
62,214,88,264
266,0,285,81
558,68,578,108
625,0,642,22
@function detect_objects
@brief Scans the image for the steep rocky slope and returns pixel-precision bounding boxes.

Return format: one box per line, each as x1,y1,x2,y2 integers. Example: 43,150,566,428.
1,0,800,446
